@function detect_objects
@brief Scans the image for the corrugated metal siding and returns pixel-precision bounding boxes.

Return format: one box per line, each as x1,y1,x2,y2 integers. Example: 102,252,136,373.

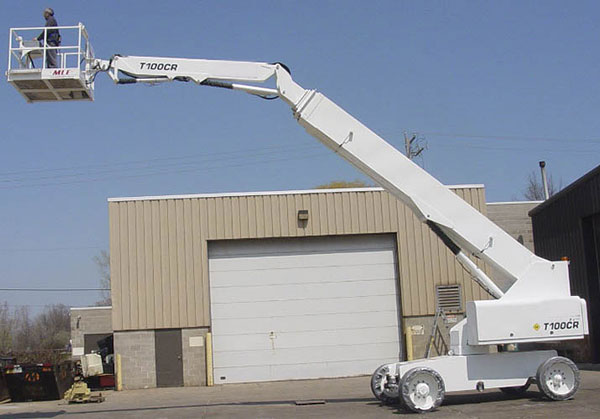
530,166,600,362
109,187,489,331
531,167,600,304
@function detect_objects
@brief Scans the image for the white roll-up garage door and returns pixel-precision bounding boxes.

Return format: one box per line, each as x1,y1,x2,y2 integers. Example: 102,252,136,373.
208,234,401,384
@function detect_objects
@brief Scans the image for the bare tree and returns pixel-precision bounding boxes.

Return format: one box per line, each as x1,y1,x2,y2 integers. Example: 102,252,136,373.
93,250,111,306
11,306,33,351
524,170,560,200
33,304,71,350
0,302,14,353
1,303,72,362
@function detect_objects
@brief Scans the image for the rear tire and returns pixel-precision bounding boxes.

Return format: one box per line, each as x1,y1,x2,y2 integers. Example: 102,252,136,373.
370,364,400,405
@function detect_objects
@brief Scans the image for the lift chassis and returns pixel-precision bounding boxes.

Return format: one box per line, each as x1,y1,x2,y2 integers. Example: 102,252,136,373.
6,26,589,412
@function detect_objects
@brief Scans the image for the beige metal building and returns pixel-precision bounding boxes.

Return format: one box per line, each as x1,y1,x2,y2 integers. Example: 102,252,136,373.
109,186,490,389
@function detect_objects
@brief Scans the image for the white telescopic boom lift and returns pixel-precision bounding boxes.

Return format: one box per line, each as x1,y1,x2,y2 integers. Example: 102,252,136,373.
6,26,589,413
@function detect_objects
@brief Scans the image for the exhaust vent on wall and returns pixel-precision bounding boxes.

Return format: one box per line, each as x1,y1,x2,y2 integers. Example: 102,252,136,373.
435,285,462,312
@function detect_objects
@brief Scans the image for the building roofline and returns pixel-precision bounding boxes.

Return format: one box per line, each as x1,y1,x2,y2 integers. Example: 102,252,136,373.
529,164,600,216
108,184,485,203
487,201,543,206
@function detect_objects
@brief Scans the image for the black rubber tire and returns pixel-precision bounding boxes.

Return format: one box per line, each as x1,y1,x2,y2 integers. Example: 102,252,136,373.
401,367,445,413
370,364,400,405
536,356,580,401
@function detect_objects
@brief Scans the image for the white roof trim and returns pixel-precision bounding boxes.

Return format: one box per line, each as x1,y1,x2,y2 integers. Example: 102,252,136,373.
487,201,543,206
108,184,485,203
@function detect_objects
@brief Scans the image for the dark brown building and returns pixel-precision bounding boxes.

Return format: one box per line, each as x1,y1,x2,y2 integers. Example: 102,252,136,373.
529,165,600,362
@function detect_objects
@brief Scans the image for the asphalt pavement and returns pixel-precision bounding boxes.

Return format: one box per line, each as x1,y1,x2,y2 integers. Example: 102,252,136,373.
1,369,599,418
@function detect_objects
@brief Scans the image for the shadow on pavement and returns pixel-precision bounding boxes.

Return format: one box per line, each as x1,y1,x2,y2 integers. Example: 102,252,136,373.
0,412,66,418
0,397,376,417
443,390,537,406
578,364,600,371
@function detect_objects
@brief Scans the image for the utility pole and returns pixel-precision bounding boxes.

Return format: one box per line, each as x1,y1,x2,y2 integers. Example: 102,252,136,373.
404,132,426,160
539,161,550,200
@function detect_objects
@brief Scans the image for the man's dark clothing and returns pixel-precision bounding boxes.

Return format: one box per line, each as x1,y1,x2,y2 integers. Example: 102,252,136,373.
37,15,59,42
37,15,60,68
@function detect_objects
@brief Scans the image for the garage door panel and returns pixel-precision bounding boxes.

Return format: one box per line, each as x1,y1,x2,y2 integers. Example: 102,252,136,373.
211,278,396,304
210,249,394,267
213,326,400,352
216,357,398,384
211,294,398,320
209,234,401,383
210,251,393,274
209,263,395,288
212,310,399,335
214,341,399,369
209,235,396,258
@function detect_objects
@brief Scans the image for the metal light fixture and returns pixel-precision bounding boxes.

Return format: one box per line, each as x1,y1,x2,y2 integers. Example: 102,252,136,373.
297,209,309,221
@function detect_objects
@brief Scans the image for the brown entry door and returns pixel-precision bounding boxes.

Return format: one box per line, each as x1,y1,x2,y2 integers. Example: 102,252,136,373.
155,329,183,387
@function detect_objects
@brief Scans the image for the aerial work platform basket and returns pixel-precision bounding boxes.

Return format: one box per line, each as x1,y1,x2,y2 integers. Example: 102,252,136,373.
6,23,95,103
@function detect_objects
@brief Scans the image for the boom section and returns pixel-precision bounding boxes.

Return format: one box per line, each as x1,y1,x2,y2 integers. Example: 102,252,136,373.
96,57,567,299
101,55,276,87
275,69,563,299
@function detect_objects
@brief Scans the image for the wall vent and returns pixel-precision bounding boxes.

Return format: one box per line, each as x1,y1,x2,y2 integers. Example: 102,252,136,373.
435,285,462,312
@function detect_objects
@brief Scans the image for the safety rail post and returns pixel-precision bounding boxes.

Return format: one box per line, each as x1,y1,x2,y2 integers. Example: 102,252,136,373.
6,24,96,102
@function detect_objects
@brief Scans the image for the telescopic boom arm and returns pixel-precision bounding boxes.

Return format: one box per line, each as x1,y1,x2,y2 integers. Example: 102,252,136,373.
86,55,594,350
92,54,588,351
93,54,573,304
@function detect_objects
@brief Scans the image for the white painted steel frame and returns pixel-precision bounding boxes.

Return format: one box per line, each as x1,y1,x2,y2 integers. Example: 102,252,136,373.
90,54,588,391
6,24,95,102
8,24,91,70
8,43,589,396
91,55,584,309
393,350,558,392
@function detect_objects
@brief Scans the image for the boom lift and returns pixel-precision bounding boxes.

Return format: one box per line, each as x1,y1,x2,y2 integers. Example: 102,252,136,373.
6,25,589,412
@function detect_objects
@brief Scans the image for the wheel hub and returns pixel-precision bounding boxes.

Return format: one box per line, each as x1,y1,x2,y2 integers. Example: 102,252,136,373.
416,382,430,397
551,373,564,388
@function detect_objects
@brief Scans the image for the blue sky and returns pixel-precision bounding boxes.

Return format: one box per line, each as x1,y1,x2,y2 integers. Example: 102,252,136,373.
1,1,599,310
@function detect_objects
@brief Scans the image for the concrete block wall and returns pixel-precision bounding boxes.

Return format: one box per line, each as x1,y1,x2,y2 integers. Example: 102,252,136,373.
181,328,208,386
487,202,541,252
70,306,112,357
114,330,156,389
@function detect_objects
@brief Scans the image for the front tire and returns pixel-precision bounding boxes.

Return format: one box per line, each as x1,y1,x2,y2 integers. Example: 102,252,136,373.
401,367,445,413
370,363,400,405
536,356,580,401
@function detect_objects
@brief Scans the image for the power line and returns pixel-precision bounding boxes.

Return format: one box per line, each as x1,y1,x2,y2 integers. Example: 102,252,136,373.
412,130,600,145
0,150,326,190
0,288,109,292
0,143,319,179
1,303,75,308
0,146,318,183
0,147,318,183
432,141,600,154
0,246,103,253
